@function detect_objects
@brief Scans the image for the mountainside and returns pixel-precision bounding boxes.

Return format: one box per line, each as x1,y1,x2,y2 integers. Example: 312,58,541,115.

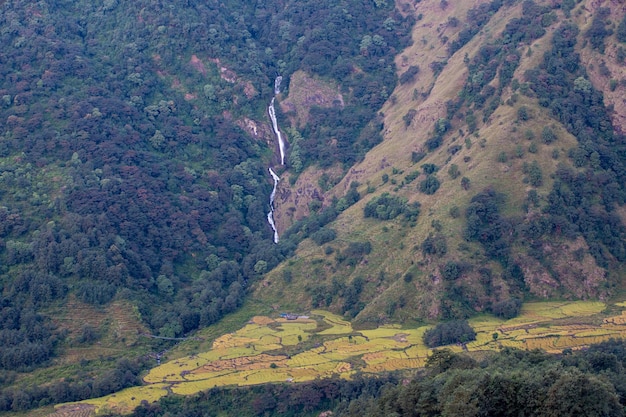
1,0,626,414
0,0,414,411
258,0,626,326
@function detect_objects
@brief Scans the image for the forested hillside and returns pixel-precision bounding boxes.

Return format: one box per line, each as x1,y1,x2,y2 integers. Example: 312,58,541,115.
258,0,626,327
0,0,413,409
2,0,626,415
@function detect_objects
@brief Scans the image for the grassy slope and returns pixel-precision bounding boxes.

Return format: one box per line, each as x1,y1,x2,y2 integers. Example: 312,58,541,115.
255,0,625,323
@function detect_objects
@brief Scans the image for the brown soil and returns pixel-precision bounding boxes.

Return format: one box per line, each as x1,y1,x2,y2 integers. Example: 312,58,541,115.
273,165,343,234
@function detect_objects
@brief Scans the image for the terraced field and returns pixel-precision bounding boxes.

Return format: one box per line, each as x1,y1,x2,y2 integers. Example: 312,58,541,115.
63,301,626,415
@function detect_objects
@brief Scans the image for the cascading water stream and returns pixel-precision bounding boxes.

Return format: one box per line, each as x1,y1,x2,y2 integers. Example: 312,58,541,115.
267,76,284,243
268,98,286,166
267,167,280,244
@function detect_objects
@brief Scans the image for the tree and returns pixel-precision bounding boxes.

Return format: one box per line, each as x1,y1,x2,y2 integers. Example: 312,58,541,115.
461,177,471,190
423,320,476,348
544,370,623,417
419,175,441,195
448,164,460,179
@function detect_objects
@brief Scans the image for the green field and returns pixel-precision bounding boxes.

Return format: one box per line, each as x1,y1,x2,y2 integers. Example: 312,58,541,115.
63,300,626,414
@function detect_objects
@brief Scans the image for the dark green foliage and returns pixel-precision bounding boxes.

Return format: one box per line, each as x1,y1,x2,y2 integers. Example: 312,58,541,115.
421,163,438,174
0,356,150,412
425,135,443,151
363,193,420,221
0,0,415,385
440,261,462,281
541,125,557,144
403,170,420,184
517,105,531,121
562,0,577,17
429,60,447,77
402,109,417,126
461,176,471,190
310,227,337,245
491,298,522,319
585,7,612,53
411,150,426,163
399,65,420,85
465,188,511,262
524,160,543,186
336,241,372,267
423,319,476,347
447,0,505,56
618,14,626,43
525,21,626,267
419,175,441,195
341,277,367,317
421,234,448,257
617,46,626,63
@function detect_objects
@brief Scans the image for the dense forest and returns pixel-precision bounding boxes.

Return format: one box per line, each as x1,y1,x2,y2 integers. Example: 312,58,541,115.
0,0,412,391
2,0,626,415
113,339,626,417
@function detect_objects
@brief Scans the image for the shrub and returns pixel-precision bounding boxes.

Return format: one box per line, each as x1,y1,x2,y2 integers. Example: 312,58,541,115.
419,175,441,195
399,65,420,85
541,126,557,144
422,163,438,174
364,193,421,222
311,227,337,245
421,234,448,257
491,298,522,319
411,151,426,163
448,164,460,179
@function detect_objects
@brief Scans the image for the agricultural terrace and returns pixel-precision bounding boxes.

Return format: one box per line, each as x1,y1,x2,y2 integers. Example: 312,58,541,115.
66,301,626,414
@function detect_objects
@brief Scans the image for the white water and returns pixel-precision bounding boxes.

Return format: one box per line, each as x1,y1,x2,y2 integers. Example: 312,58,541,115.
267,167,280,243
267,76,284,243
274,75,283,95
268,98,286,166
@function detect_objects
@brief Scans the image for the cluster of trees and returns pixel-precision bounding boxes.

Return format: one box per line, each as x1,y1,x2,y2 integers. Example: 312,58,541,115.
525,21,626,268
447,0,507,56
423,319,476,348
112,339,626,417
443,8,625,317
0,357,150,412
363,192,420,222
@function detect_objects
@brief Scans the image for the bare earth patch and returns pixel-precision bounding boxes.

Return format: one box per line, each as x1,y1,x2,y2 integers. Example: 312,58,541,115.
280,70,344,128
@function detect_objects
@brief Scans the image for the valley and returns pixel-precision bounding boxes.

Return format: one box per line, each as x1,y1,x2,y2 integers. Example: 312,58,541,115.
1,0,626,415
59,299,626,415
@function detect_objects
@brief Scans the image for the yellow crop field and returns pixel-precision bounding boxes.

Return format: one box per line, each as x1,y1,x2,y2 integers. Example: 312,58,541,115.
74,384,169,414
559,301,605,316
72,300,626,415
313,310,353,334
250,316,276,325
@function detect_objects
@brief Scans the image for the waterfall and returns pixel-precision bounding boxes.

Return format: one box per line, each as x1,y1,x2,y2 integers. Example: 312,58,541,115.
267,168,280,244
274,75,283,95
268,98,286,166
267,76,284,243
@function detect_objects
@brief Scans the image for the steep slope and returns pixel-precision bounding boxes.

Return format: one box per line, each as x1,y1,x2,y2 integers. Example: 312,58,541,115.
0,0,415,412
257,0,626,325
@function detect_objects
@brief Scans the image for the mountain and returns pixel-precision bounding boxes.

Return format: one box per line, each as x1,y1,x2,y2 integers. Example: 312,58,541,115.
0,0,625,414
257,0,626,327
0,0,413,411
